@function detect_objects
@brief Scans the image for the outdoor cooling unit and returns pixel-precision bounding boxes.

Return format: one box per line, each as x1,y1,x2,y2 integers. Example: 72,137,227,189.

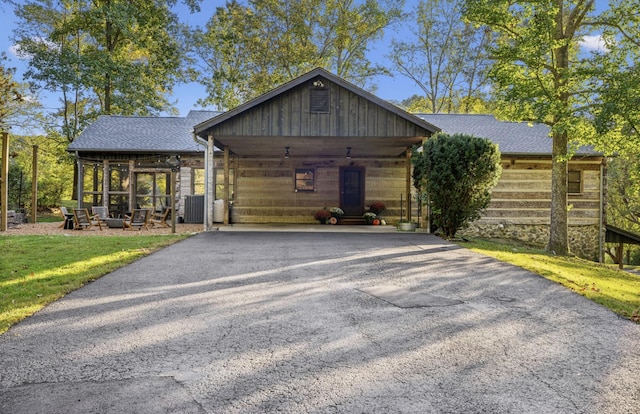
184,195,204,223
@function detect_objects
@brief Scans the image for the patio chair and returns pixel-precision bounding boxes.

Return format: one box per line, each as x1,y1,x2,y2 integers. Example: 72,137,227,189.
91,206,110,224
123,208,150,231
59,206,75,229
151,208,172,228
73,208,103,231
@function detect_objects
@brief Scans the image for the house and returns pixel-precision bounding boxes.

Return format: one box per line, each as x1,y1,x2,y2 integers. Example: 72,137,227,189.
415,114,605,261
69,68,606,260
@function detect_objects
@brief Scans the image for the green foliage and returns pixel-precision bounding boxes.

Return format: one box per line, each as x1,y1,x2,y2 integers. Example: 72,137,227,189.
412,133,501,238
11,0,191,141
188,0,402,110
607,154,640,229
390,0,492,114
460,0,637,255
0,234,190,334
7,133,74,210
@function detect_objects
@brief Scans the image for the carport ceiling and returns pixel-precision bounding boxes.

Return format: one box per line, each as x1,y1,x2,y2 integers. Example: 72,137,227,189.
213,135,425,158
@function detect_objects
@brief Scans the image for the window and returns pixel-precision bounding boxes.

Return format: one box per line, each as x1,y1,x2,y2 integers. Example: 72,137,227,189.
215,168,235,200
295,169,315,192
310,84,329,113
82,162,103,207
109,163,129,216
192,168,205,195
568,170,582,194
135,172,170,211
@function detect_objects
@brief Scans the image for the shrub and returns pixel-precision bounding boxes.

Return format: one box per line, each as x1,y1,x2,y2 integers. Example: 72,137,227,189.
412,133,501,238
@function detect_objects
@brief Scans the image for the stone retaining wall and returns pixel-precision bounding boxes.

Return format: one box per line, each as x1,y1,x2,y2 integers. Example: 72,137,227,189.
459,222,601,261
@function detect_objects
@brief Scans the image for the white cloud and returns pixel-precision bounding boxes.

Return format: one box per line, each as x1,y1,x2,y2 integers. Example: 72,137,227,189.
580,35,608,52
8,44,22,58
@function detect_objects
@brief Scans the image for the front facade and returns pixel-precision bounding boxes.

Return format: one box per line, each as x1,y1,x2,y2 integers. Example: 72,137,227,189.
193,68,438,226
70,68,606,261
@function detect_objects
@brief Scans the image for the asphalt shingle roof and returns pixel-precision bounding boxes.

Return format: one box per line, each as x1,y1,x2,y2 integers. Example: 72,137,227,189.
69,111,599,156
416,113,596,155
68,110,218,153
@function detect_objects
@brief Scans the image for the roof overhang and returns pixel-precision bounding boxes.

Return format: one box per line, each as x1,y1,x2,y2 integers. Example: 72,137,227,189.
211,135,425,158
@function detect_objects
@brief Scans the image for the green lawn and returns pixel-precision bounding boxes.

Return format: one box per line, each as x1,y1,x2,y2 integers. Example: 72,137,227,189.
0,234,190,334
461,238,640,322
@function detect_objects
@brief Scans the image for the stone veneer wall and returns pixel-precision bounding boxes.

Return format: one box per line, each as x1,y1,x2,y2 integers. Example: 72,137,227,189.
459,222,601,261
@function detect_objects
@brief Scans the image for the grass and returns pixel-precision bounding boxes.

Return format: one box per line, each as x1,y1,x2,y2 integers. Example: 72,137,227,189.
460,238,640,322
0,234,191,335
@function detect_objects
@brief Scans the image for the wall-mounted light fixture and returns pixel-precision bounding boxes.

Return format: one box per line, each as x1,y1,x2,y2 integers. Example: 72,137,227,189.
284,146,290,159
346,147,352,159
313,80,324,88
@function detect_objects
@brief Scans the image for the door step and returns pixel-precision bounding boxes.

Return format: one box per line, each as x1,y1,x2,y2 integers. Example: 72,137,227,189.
339,216,367,225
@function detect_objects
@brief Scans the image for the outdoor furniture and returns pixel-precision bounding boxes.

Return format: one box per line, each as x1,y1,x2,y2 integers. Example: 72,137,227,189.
73,208,102,231
151,208,172,228
91,206,110,224
123,209,150,231
59,206,75,229
105,218,125,228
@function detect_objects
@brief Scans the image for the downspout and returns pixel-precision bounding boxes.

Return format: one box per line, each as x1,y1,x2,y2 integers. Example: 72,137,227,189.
192,130,209,231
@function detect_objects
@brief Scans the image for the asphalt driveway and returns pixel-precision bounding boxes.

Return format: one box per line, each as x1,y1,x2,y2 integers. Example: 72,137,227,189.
1,231,638,413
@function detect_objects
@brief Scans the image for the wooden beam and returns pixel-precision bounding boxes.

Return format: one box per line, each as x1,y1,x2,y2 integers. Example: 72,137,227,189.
223,146,230,225
406,148,412,222
1,132,8,231
31,145,38,223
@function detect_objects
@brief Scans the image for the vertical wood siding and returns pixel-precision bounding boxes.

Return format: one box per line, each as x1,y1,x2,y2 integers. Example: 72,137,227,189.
210,80,429,138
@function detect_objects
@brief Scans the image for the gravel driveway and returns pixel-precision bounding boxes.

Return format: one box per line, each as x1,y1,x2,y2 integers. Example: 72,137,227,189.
1,231,638,413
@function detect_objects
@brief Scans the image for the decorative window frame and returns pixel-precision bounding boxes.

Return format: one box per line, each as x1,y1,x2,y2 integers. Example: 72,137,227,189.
295,168,315,192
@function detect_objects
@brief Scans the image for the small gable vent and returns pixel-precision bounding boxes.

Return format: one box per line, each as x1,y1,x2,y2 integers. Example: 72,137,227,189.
310,81,330,113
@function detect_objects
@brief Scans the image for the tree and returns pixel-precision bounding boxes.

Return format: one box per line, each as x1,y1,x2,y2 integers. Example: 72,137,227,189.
10,0,193,142
0,52,40,133
188,0,403,110
389,0,492,114
412,133,501,238
461,0,636,255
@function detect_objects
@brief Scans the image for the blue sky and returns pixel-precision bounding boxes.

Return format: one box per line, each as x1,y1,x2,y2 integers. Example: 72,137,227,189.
1,0,607,118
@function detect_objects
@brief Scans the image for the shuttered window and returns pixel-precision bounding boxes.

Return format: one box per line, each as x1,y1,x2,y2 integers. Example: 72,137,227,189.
310,87,329,113
568,170,582,194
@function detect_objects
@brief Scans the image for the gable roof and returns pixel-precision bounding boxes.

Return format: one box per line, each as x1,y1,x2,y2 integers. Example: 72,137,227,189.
194,67,439,137
416,113,599,156
68,110,218,153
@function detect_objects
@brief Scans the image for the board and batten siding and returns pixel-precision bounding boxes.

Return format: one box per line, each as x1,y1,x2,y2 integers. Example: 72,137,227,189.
209,81,430,139
479,157,604,226
230,157,413,224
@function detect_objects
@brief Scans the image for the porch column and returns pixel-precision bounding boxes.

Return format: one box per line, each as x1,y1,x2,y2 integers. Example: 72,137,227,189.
406,148,412,222
103,160,109,209
223,145,230,225
206,134,215,230
1,132,8,231
76,156,84,208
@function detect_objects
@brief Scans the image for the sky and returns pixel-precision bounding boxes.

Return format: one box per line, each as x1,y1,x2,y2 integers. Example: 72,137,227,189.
0,0,608,120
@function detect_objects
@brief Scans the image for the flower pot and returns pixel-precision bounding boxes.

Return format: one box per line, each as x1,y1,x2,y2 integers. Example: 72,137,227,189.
397,222,416,232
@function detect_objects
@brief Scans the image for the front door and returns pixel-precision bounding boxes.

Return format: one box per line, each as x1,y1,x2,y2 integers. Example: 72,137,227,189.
340,167,365,216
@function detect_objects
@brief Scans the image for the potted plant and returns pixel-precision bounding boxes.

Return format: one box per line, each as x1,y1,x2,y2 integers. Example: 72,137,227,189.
314,209,331,224
397,219,417,232
329,207,344,219
363,212,377,224
368,201,386,215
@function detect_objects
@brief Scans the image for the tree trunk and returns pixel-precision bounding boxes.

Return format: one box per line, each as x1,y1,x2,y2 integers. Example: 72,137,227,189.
547,130,569,255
